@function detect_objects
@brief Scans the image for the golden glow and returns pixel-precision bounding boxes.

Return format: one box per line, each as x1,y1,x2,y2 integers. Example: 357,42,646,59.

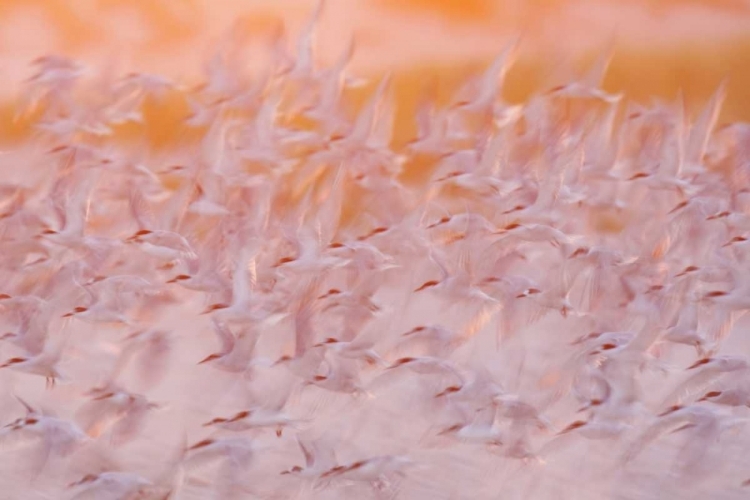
1,0,749,146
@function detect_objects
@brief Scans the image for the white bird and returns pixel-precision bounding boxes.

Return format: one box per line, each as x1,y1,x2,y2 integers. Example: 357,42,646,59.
318,454,415,492
492,222,579,256
514,281,575,319
201,245,288,327
662,355,750,407
0,330,69,388
0,294,53,355
572,330,636,355
493,393,550,430
281,434,338,478
38,172,120,259
621,404,747,475
698,261,750,315
76,384,161,445
66,471,152,500
1,396,89,478
433,367,505,410
398,324,469,358
197,317,261,373
183,436,258,473
125,229,198,262
272,226,351,276
107,328,173,389
408,83,451,155
539,414,631,459
181,435,264,498
304,355,369,396
385,356,464,383
412,246,497,305
302,37,359,134
659,301,710,356
61,275,157,325
437,405,503,446
452,41,518,114
697,386,750,408
163,226,231,292
202,406,304,437
313,337,384,367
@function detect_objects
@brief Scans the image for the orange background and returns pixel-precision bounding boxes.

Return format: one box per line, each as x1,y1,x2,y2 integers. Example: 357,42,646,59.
1,0,749,146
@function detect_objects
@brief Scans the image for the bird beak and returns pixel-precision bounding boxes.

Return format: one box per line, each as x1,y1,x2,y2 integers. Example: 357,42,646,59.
558,422,586,434
667,423,696,435
202,418,225,427
687,358,712,369
667,202,688,214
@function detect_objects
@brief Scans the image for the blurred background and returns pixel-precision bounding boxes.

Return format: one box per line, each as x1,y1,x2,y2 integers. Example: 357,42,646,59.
2,0,749,145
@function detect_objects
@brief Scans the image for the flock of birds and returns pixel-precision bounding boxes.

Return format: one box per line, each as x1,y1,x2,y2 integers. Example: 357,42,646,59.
2,4,750,499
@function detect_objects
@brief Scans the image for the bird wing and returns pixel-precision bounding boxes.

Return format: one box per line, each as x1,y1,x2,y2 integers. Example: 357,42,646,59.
128,181,156,231
293,277,322,357
661,367,728,408
210,318,236,355
110,403,151,446
472,405,497,429
686,80,726,166
621,414,685,464
672,420,721,476
295,435,315,469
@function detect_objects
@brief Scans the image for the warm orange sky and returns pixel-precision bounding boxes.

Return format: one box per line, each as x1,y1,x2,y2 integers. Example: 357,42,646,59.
1,0,749,133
